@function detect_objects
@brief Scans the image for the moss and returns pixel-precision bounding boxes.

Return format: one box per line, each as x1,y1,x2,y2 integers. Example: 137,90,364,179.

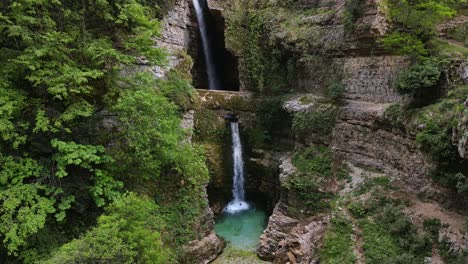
299,96,313,105
292,104,340,141
249,96,291,149
193,109,227,143
201,143,226,189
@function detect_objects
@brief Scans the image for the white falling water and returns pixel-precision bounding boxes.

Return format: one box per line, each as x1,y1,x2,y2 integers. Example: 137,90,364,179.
224,122,249,214
192,0,220,90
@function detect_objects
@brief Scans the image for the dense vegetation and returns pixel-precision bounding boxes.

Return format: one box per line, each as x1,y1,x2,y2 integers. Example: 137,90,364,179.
0,0,208,262
1,0,466,263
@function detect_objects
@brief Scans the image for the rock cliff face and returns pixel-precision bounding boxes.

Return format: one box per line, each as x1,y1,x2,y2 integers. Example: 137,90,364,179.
159,0,467,263
216,0,467,263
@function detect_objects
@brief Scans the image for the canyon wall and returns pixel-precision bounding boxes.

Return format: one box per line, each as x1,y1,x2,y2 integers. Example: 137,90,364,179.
161,0,467,263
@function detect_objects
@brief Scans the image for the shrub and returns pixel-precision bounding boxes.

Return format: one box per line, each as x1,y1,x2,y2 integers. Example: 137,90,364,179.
324,82,346,105
288,176,334,212
381,32,427,58
394,60,441,94
423,218,443,241
293,146,334,177
344,0,367,31
361,220,401,264
43,193,173,264
383,104,407,129
447,23,468,47
348,201,367,218
382,0,455,57
415,117,458,162
320,217,356,263
288,146,339,213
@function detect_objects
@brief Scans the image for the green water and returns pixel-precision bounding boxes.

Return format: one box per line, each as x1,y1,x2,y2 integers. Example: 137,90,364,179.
214,208,267,251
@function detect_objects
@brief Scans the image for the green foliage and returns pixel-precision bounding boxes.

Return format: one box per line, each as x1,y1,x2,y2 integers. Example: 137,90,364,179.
415,117,458,162
0,0,206,259
292,105,340,140
226,9,265,92
159,70,196,112
111,73,208,184
323,82,346,105
344,0,366,31
0,156,60,255
438,235,468,264
354,176,391,195
423,218,443,240
353,195,431,264
110,72,209,248
394,60,441,94
381,32,428,58
287,146,344,213
43,193,173,264
225,5,297,94
382,0,456,57
194,109,227,143
293,146,334,178
320,216,356,264
348,201,367,218
430,168,468,198
383,104,407,129
0,185,55,255
251,97,290,148
447,23,468,46
361,220,401,263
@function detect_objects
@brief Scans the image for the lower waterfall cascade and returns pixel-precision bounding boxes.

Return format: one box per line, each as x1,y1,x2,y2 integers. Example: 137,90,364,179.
213,120,267,251
224,121,249,213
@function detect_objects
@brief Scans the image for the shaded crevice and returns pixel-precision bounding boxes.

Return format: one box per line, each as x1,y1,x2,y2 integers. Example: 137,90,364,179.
188,1,239,91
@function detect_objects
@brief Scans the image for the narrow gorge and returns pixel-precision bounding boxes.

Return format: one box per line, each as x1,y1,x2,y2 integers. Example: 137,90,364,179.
160,0,468,263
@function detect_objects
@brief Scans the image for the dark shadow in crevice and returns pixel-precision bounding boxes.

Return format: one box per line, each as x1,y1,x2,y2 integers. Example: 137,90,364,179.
189,0,240,91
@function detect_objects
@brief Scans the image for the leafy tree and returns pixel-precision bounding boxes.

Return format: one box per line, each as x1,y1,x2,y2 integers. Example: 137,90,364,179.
382,0,457,57
394,59,441,94
0,0,174,257
43,193,173,264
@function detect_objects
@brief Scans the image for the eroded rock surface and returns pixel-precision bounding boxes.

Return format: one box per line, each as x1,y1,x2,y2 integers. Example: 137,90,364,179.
258,202,299,260
182,232,224,264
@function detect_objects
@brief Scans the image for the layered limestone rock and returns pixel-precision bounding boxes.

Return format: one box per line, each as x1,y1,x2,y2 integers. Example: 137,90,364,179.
258,155,332,262
152,0,192,77
258,202,300,260
331,101,435,194
272,215,330,264
342,56,408,103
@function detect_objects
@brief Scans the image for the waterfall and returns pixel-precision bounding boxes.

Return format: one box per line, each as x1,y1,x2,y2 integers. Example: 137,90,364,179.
192,0,220,90
224,122,249,214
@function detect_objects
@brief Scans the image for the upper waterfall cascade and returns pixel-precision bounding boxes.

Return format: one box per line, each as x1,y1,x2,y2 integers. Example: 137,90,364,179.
224,122,249,213
192,0,220,90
